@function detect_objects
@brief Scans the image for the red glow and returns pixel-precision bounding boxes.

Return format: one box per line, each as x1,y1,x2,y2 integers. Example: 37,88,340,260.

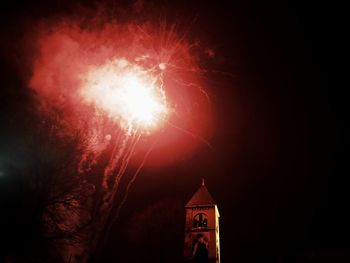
80,59,168,132
29,19,213,167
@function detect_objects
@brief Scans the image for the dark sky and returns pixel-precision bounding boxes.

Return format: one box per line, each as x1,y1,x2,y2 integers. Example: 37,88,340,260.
0,0,347,263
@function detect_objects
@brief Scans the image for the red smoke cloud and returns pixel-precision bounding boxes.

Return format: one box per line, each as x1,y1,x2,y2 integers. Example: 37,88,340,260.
29,17,213,167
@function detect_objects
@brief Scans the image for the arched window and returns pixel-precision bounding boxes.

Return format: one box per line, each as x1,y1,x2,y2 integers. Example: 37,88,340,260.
193,213,208,228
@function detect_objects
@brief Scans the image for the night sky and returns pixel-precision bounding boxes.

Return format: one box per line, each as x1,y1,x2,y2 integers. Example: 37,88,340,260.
0,1,347,263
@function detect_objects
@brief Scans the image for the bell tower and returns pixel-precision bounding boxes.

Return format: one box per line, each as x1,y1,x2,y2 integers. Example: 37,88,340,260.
184,179,220,263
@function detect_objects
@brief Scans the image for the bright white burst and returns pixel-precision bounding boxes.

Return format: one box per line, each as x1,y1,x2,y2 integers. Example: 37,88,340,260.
80,59,168,132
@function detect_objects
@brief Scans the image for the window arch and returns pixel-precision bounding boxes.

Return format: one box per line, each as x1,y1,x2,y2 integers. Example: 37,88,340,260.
193,213,208,228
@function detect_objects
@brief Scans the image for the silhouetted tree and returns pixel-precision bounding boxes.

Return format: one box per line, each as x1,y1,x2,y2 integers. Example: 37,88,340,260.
1,107,96,263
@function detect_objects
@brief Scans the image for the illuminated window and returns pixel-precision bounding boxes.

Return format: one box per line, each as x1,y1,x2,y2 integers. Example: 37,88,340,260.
193,213,208,228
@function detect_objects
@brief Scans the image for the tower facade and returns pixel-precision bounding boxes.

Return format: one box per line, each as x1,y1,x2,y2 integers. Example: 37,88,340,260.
184,180,220,263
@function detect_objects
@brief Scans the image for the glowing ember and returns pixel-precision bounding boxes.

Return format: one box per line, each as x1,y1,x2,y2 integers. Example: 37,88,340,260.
80,59,168,132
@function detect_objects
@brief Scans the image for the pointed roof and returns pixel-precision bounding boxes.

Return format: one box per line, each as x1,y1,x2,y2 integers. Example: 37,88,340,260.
186,179,216,207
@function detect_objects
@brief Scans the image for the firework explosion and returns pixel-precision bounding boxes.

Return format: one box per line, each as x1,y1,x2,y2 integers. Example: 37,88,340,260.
81,58,168,132
29,16,212,256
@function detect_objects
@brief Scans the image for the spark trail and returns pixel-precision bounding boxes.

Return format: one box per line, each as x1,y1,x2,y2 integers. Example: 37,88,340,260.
28,16,214,258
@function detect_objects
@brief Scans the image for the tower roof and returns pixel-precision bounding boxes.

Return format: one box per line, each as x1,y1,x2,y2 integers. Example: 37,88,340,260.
186,179,216,207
